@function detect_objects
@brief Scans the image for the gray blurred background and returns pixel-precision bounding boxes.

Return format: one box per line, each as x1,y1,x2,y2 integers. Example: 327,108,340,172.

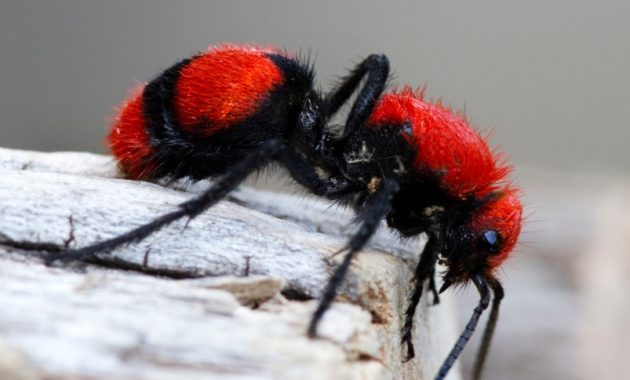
2,0,630,177
1,1,629,379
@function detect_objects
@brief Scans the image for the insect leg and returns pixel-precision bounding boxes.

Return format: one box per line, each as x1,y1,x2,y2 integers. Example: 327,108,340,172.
45,139,285,265
307,178,399,337
401,233,439,362
324,54,390,139
429,267,441,305
278,148,354,197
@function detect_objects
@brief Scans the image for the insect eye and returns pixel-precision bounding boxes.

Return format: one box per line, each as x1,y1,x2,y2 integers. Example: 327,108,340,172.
479,230,502,255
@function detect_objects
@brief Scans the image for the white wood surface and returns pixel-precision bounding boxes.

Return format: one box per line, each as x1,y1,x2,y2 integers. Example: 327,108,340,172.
0,147,461,380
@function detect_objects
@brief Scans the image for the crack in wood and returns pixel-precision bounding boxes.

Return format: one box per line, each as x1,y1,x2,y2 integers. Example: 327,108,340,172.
243,255,251,276
0,238,205,279
64,215,76,249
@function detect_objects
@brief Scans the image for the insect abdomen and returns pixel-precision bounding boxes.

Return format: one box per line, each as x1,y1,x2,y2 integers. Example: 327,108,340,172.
108,86,155,179
108,45,291,180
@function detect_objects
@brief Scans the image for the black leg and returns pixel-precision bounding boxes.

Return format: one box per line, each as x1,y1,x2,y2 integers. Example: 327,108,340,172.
429,268,440,305
401,234,439,362
435,274,491,380
45,140,284,265
472,276,504,380
278,148,353,197
324,54,389,139
307,178,399,337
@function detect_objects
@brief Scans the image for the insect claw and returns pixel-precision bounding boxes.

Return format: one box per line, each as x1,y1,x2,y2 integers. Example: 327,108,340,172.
439,279,453,294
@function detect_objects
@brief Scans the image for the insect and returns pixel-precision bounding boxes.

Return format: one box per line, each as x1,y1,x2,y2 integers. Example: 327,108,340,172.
42,44,522,380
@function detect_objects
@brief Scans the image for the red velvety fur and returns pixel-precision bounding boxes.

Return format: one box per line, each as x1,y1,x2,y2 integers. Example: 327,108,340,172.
108,45,285,179
471,187,522,269
174,45,284,135
108,86,155,179
368,87,521,269
369,87,511,200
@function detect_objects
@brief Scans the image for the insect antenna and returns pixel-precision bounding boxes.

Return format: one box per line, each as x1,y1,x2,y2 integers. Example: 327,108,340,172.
435,274,490,380
472,276,504,380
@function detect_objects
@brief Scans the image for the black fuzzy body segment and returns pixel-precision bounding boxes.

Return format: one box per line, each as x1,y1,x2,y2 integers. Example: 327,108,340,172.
332,121,477,230
141,53,316,181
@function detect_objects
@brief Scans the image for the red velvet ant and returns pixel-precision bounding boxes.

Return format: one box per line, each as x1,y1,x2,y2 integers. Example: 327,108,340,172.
43,44,522,380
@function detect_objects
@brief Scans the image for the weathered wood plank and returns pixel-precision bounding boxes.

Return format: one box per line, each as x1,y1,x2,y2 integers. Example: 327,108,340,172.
0,147,461,380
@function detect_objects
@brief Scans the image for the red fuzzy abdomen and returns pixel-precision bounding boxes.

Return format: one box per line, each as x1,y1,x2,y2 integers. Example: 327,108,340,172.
174,47,284,135
108,86,156,179
108,46,286,179
369,89,510,199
